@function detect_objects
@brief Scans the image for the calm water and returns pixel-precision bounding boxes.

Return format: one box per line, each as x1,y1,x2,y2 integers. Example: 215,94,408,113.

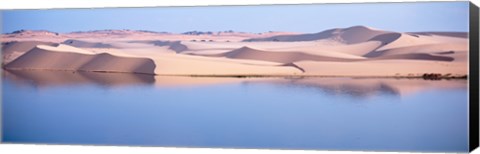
1,70,469,152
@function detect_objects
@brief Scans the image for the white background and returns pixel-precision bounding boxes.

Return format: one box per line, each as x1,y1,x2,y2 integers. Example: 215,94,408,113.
0,0,479,154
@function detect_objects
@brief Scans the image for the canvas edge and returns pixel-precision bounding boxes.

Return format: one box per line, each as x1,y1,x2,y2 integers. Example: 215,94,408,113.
469,1,479,152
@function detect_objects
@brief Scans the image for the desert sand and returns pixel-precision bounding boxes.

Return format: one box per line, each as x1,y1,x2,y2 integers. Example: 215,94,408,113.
1,25,469,78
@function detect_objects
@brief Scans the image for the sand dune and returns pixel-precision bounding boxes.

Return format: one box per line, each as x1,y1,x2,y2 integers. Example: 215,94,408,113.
5,44,156,74
336,26,391,44
244,26,389,44
4,43,303,76
1,25,469,77
149,53,302,75
365,43,467,60
215,46,351,63
180,41,323,55
260,41,378,59
199,44,457,65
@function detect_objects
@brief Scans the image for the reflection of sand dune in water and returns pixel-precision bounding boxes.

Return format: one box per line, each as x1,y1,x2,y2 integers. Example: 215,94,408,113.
153,76,269,87
243,77,467,98
3,70,265,88
3,70,154,88
4,70,467,99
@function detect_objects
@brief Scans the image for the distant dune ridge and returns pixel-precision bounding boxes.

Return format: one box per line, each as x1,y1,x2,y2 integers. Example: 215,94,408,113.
243,26,389,43
1,25,468,78
1,41,56,64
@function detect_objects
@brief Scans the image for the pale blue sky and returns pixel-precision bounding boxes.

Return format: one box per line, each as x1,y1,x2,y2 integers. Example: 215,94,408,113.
1,1,470,33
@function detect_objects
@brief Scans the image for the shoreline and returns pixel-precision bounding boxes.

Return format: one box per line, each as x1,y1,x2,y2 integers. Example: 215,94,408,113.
2,68,468,80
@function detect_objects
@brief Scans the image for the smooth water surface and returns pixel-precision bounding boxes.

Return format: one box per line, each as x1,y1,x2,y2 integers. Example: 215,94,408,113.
1,70,469,152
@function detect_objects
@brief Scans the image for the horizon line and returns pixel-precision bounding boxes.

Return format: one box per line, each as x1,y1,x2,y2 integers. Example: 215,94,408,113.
2,26,470,35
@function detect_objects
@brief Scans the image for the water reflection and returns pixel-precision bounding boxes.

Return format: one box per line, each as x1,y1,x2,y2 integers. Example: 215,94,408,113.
1,70,469,152
3,70,154,88
243,79,401,98
3,70,467,98
243,77,466,98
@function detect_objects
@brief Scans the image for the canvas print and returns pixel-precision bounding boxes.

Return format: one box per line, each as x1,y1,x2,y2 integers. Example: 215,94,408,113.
0,1,473,153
